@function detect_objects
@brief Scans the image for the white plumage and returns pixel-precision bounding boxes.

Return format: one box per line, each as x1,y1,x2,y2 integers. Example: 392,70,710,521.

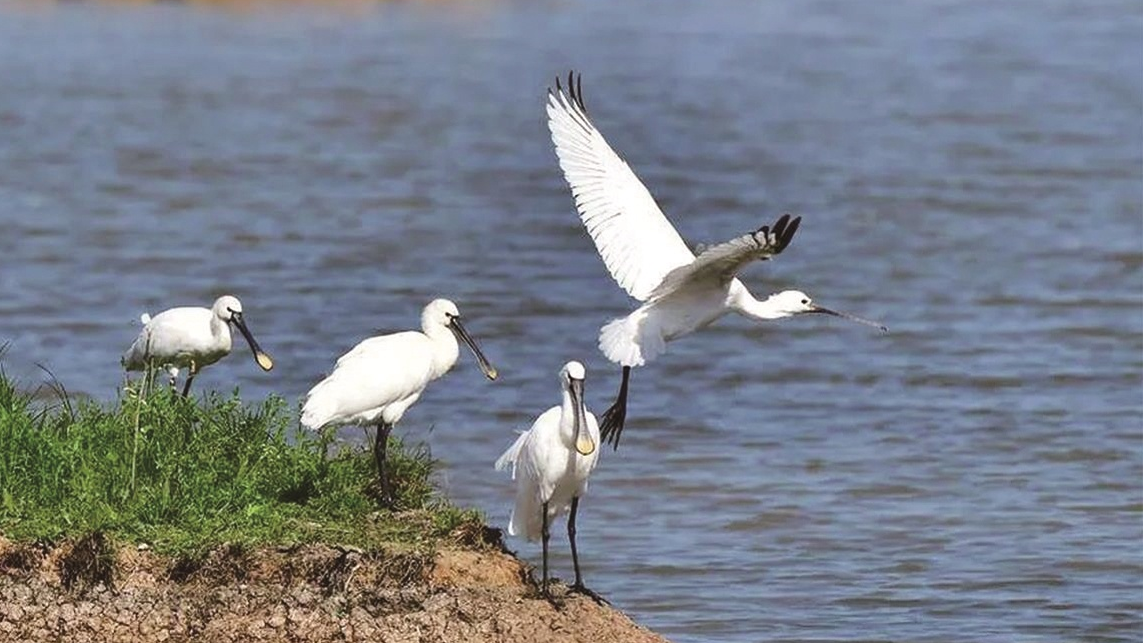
546,78,694,302
121,294,273,395
495,377,600,541
301,331,445,431
547,73,885,448
496,360,600,596
301,298,498,505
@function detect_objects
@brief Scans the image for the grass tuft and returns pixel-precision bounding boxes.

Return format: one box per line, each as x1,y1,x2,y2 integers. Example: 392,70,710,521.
58,531,116,591
0,367,484,557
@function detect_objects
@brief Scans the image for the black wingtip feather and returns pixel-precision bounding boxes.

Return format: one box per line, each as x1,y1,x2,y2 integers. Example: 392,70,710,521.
752,213,803,253
772,214,790,240
783,215,802,250
565,70,585,112
549,71,588,113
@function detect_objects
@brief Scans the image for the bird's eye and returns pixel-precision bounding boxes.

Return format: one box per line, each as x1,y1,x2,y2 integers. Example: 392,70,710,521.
801,299,809,305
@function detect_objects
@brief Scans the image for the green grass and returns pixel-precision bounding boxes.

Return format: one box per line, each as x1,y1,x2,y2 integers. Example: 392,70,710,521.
0,366,482,556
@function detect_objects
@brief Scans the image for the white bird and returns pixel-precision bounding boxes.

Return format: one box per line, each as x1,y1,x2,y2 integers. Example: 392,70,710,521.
301,298,498,506
495,360,600,598
546,73,886,448
121,294,274,396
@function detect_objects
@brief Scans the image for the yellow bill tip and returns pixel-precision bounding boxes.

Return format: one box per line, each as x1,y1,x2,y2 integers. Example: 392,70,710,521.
575,437,597,457
485,367,499,381
256,353,274,371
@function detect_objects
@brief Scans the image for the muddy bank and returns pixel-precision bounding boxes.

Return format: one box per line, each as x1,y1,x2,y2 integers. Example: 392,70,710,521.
0,535,669,643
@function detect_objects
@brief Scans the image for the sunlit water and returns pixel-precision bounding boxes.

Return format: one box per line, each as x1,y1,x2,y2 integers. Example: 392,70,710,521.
0,1,1140,641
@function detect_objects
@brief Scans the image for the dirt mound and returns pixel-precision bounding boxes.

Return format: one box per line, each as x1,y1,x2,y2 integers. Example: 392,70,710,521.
0,536,669,643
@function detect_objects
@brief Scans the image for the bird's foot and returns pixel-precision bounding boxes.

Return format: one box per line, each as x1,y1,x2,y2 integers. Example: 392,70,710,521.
598,403,626,449
568,582,610,605
526,570,561,608
364,479,397,510
540,584,565,609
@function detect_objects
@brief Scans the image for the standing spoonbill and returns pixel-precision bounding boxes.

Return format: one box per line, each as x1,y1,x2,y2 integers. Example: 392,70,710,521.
495,360,601,600
121,294,274,396
547,73,886,448
301,298,498,506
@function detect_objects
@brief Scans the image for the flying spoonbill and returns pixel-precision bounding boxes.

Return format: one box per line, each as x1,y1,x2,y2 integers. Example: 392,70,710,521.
121,295,274,396
546,73,886,448
495,360,601,599
301,298,498,506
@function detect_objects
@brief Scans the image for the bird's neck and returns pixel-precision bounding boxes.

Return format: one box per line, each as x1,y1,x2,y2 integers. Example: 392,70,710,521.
211,316,231,345
730,286,790,322
558,388,578,446
425,325,460,378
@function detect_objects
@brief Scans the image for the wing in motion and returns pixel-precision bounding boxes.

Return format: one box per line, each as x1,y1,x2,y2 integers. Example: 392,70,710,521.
547,72,696,302
647,214,802,301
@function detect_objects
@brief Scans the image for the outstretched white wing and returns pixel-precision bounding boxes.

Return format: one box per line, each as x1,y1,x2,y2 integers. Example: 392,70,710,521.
648,214,802,302
547,73,695,302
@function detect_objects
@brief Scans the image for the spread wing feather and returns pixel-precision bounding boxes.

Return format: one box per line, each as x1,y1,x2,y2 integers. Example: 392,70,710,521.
648,214,802,301
546,73,695,302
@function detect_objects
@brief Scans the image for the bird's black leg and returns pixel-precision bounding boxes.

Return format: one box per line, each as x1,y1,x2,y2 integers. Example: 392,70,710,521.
180,361,198,397
566,496,608,604
568,496,583,587
599,366,631,449
541,501,551,597
373,423,394,508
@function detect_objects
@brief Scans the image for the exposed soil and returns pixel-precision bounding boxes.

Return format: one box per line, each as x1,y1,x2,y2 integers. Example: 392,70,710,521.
0,534,670,643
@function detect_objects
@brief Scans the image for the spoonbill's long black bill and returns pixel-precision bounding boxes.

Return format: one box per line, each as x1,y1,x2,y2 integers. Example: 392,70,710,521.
450,318,498,380
809,305,887,332
233,313,274,371
569,377,595,456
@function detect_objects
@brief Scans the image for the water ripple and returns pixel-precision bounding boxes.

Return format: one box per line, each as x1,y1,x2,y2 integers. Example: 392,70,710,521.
0,2,1140,642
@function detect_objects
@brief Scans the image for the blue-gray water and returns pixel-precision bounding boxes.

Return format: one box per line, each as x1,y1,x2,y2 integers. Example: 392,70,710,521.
0,1,1140,641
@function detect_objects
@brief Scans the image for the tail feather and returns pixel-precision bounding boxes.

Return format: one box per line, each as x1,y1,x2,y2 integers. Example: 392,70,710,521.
121,326,153,371
599,314,663,367
508,485,543,541
496,430,544,540
300,381,337,430
121,344,141,371
494,431,529,479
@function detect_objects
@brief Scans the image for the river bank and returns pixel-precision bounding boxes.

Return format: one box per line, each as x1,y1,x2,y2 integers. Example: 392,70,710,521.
0,535,668,643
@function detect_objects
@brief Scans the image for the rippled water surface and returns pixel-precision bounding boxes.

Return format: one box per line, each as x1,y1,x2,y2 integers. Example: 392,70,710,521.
1,1,1140,641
